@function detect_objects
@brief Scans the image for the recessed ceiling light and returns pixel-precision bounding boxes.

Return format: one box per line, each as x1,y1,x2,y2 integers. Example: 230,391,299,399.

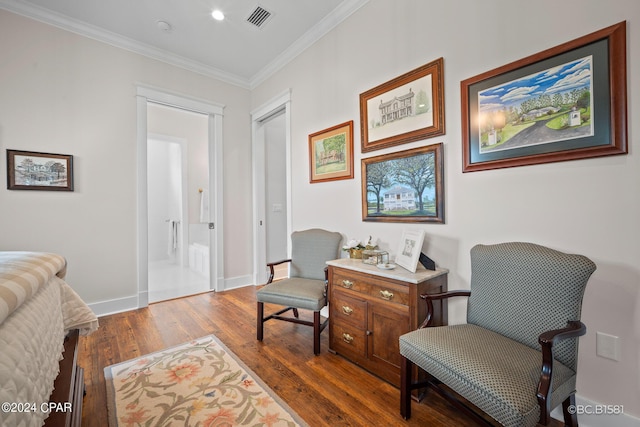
211,10,225,21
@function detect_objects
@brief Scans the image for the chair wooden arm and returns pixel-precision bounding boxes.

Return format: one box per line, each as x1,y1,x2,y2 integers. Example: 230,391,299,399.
536,320,586,425
266,259,292,284
418,290,471,328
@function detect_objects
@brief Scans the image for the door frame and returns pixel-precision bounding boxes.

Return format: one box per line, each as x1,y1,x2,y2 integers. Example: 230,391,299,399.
251,89,292,285
136,84,225,307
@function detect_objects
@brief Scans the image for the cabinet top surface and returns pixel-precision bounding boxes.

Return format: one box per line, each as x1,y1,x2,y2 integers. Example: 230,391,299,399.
326,258,448,284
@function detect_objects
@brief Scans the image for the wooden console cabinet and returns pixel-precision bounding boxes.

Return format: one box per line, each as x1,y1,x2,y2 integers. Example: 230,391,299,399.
326,259,448,387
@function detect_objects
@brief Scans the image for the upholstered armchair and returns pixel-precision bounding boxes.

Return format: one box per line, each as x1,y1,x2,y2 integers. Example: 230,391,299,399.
400,242,596,426
256,228,342,355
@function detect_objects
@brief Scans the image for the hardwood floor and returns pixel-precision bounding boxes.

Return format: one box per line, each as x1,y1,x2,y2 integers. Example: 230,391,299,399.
78,286,562,426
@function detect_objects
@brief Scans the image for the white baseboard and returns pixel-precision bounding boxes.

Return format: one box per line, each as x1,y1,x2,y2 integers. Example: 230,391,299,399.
88,275,254,317
220,274,253,291
88,294,139,317
551,394,639,427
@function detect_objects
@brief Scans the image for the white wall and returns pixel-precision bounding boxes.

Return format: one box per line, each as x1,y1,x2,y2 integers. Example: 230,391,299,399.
0,10,253,305
251,0,640,421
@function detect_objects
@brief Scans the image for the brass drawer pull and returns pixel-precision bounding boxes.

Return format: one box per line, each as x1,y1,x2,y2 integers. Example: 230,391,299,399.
342,333,354,344
342,306,353,315
379,290,394,300
342,279,353,289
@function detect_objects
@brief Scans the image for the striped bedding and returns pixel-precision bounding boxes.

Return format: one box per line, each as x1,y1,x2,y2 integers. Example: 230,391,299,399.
0,252,98,427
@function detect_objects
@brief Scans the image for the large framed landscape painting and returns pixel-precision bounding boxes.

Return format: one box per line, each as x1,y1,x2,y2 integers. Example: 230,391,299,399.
361,143,444,223
461,21,627,172
7,149,74,191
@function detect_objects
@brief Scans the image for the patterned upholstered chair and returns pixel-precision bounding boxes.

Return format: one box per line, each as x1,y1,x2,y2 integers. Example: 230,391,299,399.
399,242,596,427
256,228,342,355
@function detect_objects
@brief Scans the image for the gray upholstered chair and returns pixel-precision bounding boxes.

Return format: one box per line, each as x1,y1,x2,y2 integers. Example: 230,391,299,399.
400,242,596,427
256,228,342,355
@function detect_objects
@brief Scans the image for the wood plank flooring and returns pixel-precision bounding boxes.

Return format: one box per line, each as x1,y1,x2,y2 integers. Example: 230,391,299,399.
78,285,562,426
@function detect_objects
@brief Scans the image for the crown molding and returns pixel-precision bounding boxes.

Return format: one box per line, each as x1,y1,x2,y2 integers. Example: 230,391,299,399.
0,0,370,91
249,0,370,89
0,0,251,88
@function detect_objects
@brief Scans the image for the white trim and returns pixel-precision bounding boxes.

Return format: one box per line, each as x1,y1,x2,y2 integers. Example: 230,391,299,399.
251,90,293,285
249,0,370,88
0,0,369,89
0,0,249,88
88,295,139,318
136,85,225,307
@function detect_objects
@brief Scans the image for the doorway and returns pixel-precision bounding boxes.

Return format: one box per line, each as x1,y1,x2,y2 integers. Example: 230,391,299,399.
251,90,292,285
136,85,225,308
146,125,209,302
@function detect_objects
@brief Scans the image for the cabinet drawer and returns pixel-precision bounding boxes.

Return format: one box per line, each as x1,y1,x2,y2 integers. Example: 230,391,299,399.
332,270,409,306
331,319,366,357
331,290,366,328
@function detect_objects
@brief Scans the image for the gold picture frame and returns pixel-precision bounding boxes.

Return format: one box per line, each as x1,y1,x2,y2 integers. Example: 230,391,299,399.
309,120,354,183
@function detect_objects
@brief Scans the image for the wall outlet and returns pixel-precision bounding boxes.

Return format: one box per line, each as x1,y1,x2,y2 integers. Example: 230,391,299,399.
596,331,620,361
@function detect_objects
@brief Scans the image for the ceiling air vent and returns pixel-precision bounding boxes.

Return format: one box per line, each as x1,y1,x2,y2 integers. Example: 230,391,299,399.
246,5,272,28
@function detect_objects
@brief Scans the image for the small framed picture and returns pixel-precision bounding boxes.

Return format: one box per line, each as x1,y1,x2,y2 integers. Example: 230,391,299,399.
309,120,354,183
6,149,74,191
394,229,425,273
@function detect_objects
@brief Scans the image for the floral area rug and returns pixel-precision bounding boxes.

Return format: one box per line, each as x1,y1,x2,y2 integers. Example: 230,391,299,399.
104,334,307,427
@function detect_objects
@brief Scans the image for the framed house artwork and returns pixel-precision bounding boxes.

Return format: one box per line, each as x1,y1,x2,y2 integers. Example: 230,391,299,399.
309,121,354,183
6,150,74,191
360,58,445,153
461,21,627,172
361,143,444,223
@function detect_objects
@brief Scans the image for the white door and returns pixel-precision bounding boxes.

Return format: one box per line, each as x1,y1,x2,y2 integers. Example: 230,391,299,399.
264,113,288,281
251,91,292,285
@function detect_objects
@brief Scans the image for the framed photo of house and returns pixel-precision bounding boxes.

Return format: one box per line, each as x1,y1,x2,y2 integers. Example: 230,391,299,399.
6,149,74,191
360,58,445,153
309,120,354,183
361,143,444,223
461,21,627,172
395,229,425,273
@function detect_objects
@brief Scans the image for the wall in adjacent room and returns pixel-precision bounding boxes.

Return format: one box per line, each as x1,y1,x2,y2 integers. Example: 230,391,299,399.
251,0,640,421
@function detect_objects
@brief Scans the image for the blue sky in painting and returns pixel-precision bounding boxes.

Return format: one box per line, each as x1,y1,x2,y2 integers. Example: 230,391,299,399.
479,56,592,112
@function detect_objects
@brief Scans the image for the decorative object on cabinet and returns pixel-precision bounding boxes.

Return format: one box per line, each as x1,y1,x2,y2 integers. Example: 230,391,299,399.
342,237,366,259
361,143,444,223
326,258,448,388
6,149,74,191
418,252,436,271
362,249,389,266
256,228,342,355
461,21,627,172
394,229,425,273
309,120,354,183
360,58,445,152
399,242,596,427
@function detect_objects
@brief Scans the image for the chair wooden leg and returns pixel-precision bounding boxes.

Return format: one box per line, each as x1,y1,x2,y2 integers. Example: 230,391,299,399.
400,355,413,419
313,311,321,355
257,302,264,341
562,394,578,427
293,308,299,318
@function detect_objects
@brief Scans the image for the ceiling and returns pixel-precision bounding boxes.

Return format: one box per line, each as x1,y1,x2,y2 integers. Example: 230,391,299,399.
0,0,369,88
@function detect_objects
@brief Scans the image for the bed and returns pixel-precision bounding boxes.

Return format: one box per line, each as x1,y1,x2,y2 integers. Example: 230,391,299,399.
0,252,98,427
